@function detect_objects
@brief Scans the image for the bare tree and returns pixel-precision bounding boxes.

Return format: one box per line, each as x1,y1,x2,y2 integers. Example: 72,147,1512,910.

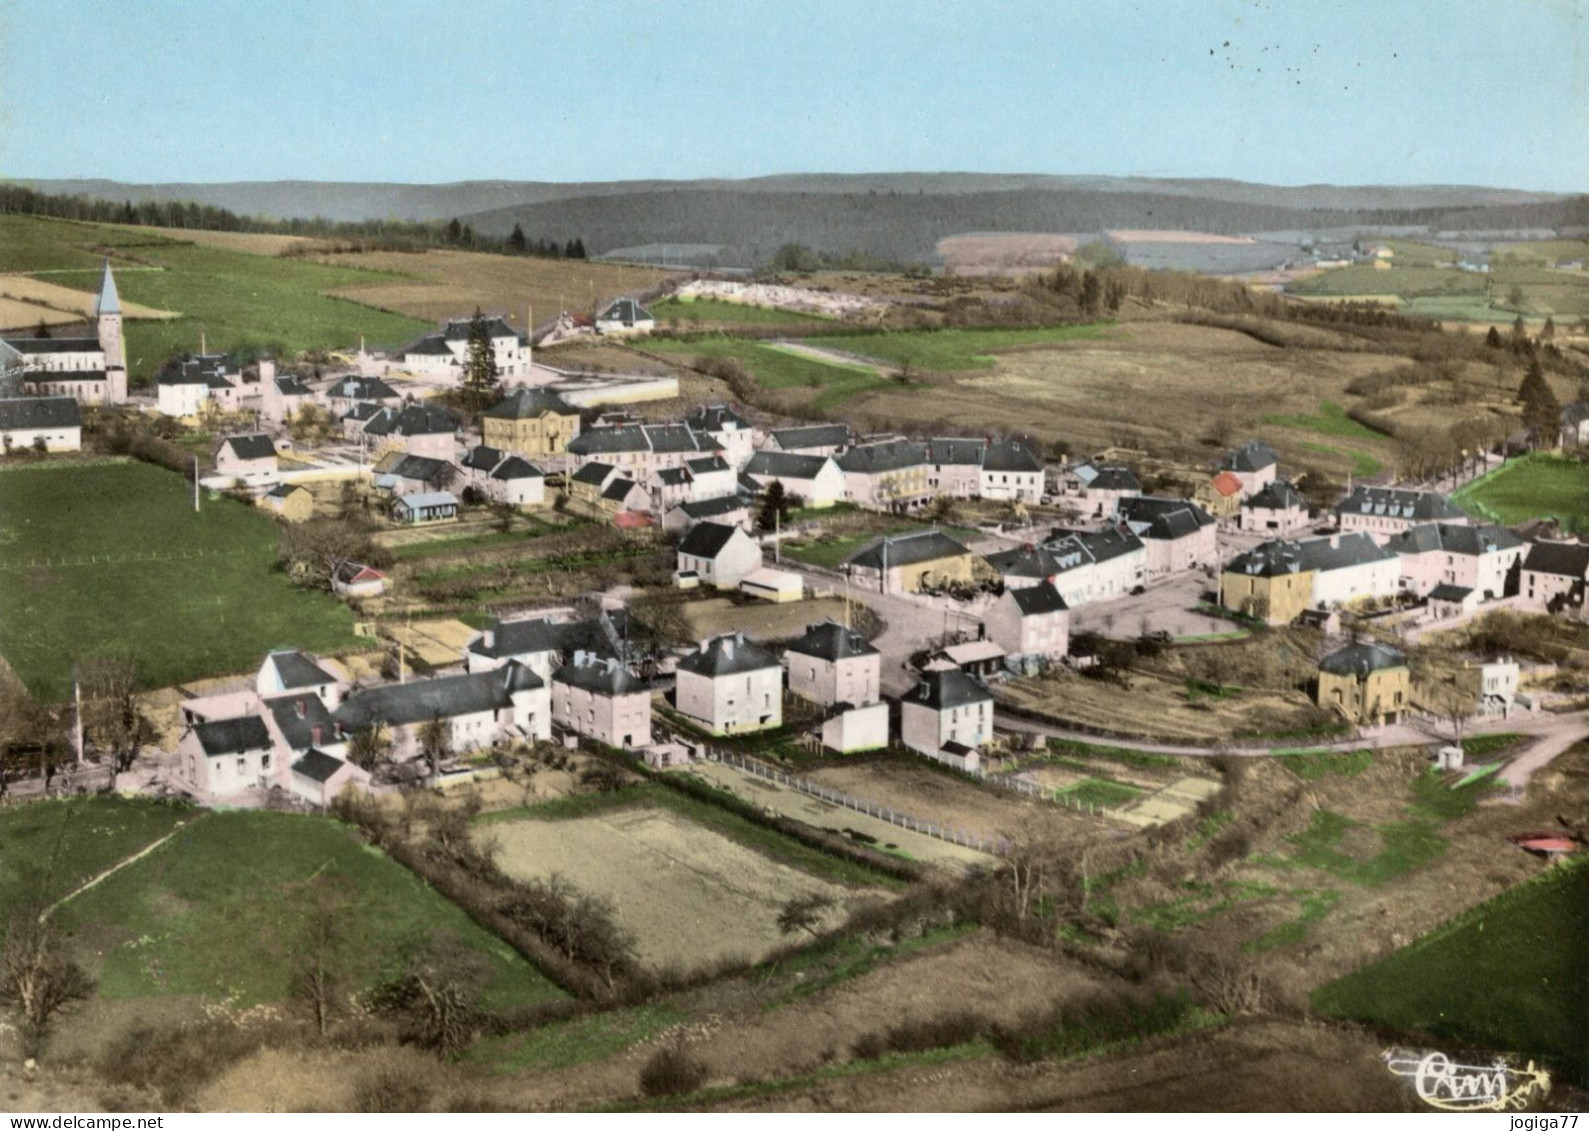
78,655,150,789
369,934,487,1058
776,893,835,939
347,724,392,773
0,912,95,1058
418,716,452,784
279,517,383,591
288,877,355,1038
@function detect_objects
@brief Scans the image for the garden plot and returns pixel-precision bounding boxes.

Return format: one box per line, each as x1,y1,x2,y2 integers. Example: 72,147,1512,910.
483,805,860,969
1111,776,1223,828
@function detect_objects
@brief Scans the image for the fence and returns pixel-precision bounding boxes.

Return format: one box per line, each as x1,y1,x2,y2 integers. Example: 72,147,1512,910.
0,547,261,571
704,747,1013,857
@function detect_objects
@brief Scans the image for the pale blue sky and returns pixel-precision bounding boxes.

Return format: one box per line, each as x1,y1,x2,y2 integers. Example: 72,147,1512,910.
0,0,1584,190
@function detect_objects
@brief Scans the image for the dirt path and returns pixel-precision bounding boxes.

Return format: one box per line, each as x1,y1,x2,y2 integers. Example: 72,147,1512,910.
39,816,197,922
768,340,895,376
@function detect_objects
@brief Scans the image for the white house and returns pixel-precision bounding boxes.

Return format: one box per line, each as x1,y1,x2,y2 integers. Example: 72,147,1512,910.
1113,496,1218,580
763,423,852,457
675,521,763,588
1239,479,1311,535
743,451,846,509
0,396,81,453
332,661,551,760
674,632,783,735
686,404,758,469
394,316,530,381
1218,440,1278,499
552,651,652,750
783,620,881,708
216,434,279,484
662,495,754,534
980,439,1045,502
899,670,994,772
983,582,1069,659
1386,522,1523,600
1520,540,1589,614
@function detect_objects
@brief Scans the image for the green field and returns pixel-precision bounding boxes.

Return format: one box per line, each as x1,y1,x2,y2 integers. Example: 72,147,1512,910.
651,295,828,325
1,213,428,381
1297,440,1384,477
1263,399,1385,441
645,336,890,409
0,460,360,700
1314,854,1589,1087
1291,254,1589,320
1453,453,1589,529
805,323,1112,372
45,808,564,1008
0,797,193,913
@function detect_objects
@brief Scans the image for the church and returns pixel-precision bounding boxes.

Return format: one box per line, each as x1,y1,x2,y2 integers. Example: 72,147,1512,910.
0,259,129,404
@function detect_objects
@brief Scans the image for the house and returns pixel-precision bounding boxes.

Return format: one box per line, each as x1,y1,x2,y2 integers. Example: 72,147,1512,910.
567,423,720,479
1239,479,1311,535
674,632,783,735
930,640,1007,681
323,375,402,415
1221,533,1400,624
1315,641,1410,726
764,423,852,457
783,620,881,709
1114,496,1218,580
569,461,620,505
177,715,276,798
480,387,581,458
899,670,993,772
374,452,456,496
676,521,763,588
1,260,126,403
819,701,890,754
0,396,82,453
1218,440,1278,498
980,439,1045,503
1335,486,1469,543
394,316,530,380
289,748,372,808
1560,402,1589,448
924,437,988,499
1386,522,1523,599
740,567,803,602
1038,525,1148,607
686,404,757,468
363,403,459,462
259,483,314,523
594,298,655,335
984,543,1071,590
261,365,314,426
1195,470,1245,519
156,354,242,418
1427,583,1481,620
837,440,931,512
216,434,279,482
662,494,753,534
1520,540,1589,614
983,582,1069,659
650,466,697,511
463,609,631,682
332,561,388,598
1057,460,1141,517
258,649,343,708
682,454,736,501
460,445,544,507
844,530,978,595
341,402,388,440
742,451,845,508
552,651,652,750
333,661,551,759
391,491,458,524
598,475,649,515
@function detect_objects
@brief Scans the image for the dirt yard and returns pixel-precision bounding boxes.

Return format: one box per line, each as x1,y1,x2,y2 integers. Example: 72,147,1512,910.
482,806,864,969
679,595,856,642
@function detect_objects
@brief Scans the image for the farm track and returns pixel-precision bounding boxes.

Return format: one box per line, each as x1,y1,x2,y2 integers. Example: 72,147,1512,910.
39,814,201,922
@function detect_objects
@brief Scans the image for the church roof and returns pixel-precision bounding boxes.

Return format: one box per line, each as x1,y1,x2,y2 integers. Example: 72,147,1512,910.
94,259,121,316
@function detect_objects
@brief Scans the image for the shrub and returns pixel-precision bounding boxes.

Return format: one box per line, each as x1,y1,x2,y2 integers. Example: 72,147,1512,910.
990,990,1195,1064
850,1011,989,1060
638,1043,709,1097
353,1069,434,1113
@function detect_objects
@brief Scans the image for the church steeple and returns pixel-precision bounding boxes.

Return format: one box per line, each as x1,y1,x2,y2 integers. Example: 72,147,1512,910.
93,258,121,316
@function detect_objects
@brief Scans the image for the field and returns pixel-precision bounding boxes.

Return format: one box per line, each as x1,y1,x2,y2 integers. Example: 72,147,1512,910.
806,323,1111,373
0,797,192,913
480,799,867,969
1452,452,1589,529
0,273,177,328
309,246,667,326
1313,854,1589,1088
45,808,564,1009
651,295,827,326
1290,256,1589,320
0,460,360,700
0,214,429,381
935,232,1081,275
676,595,858,641
642,336,891,411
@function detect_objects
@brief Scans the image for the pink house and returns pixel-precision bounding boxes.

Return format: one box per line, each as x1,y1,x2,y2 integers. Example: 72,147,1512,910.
1239,479,1311,535
552,652,653,749
1114,496,1218,580
1387,522,1524,600
783,621,882,708
983,583,1069,659
215,434,278,481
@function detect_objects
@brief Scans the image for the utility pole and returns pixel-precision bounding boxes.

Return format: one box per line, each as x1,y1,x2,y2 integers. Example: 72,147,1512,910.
193,455,200,512
72,664,84,766
774,504,781,564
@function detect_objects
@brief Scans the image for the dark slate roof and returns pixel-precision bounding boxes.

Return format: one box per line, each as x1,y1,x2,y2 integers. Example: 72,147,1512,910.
1009,582,1069,615
554,654,645,695
193,715,272,757
461,444,506,472
291,748,346,783
1319,641,1407,677
401,334,456,357
904,669,992,711
571,461,617,486
1522,540,1589,578
567,423,715,457
1221,439,1278,473
1386,522,1522,557
1428,584,1475,602
676,495,748,520
685,454,730,476
745,451,831,480
5,337,101,354
676,633,780,677
837,439,928,475
1226,533,1394,577
846,530,970,571
596,297,653,325
326,376,399,401
267,650,338,689
1116,496,1215,540
1087,465,1142,492
678,520,745,559
982,439,1044,474
0,396,81,431
265,693,336,752
649,424,715,454
785,620,879,662
1561,401,1589,427
686,404,750,432
387,454,453,485
656,466,691,487
1245,479,1306,511
769,423,851,450
443,315,521,342
274,374,314,397
601,477,639,502
483,387,576,418
221,433,276,461
266,483,308,500
1335,486,1466,523
20,369,105,384
986,544,1069,579
333,663,542,730
492,455,543,481
369,403,457,437
1042,524,1145,568
343,402,385,423
925,437,987,466
468,611,632,662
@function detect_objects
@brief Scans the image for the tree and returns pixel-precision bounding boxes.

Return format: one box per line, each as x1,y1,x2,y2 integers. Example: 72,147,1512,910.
1506,285,1526,310
419,716,452,783
279,517,383,591
0,913,94,1058
1079,270,1103,316
757,479,792,532
1524,380,1562,448
1542,315,1556,341
78,655,150,788
1485,325,1503,349
1512,313,1528,342
463,308,499,400
369,934,487,1058
347,725,392,773
33,318,50,339
579,760,627,793
288,877,355,1037
445,218,462,244
1518,357,1549,405
775,893,834,939
508,223,527,253
570,237,587,260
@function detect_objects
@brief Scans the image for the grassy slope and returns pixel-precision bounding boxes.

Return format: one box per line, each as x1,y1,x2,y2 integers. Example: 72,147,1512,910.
52,810,566,1008
645,336,889,409
0,797,193,913
0,461,359,700
0,213,429,380
1314,854,1589,1088
805,324,1111,372
651,296,827,325
1453,453,1589,526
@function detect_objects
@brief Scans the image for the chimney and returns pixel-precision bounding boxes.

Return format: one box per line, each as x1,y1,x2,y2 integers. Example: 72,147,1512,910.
1329,533,1341,549
311,725,323,745
295,699,307,718
259,357,276,383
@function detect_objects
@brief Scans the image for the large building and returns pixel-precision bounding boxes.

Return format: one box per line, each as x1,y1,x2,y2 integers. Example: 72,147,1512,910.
1315,641,1410,727
393,316,530,380
1,260,128,404
675,633,783,734
1335,486,1469,544
0,396,82,452
844,530,978,595
1221,533,1400,624
480,387,581,459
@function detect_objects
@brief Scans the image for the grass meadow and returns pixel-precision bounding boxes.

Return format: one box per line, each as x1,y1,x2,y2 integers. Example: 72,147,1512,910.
0,460,359,700
1453,453,1589,528
0,796,193,913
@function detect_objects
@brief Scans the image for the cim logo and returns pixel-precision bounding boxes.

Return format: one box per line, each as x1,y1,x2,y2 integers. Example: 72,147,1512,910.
1383,1048,1552,1111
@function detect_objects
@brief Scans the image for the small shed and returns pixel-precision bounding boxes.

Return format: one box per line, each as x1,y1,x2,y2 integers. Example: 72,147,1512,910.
1428,583,1479,620
391,491,458,524
934,640,1008,680
740,567,803,603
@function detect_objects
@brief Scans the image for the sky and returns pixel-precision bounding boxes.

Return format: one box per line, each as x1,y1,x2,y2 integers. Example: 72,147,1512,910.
0,0,1584,191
